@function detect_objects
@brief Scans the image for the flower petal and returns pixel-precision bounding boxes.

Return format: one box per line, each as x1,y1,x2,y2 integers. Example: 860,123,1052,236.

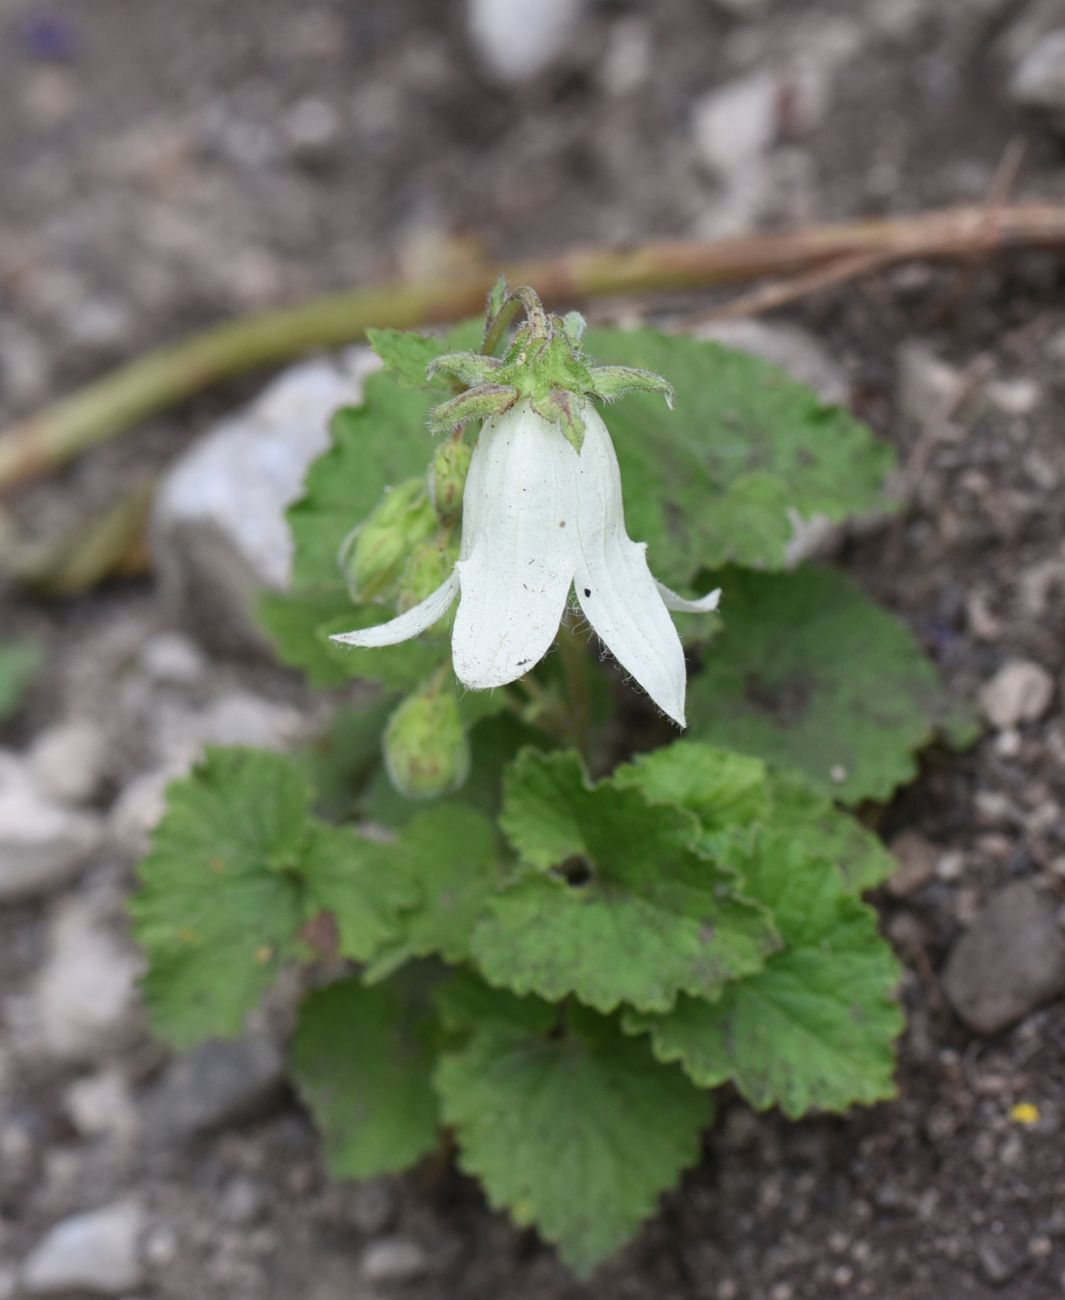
452,403,577,689
571,404,689,726
655,581,722,614
329,570,459,648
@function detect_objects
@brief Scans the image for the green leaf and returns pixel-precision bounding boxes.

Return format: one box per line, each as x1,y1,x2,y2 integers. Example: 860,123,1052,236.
366,327,452,389
435,976,712,1275
614,743,769,835
288,321,480,591
626,839,903,1118
131,749,414,1046
291,974,440,1178
615,741,894,894
130,749,314,1048
0,639,44,723
584,327,894,584
763,771,895,893
687,565,970,804
301,823,415,962
472,750,778,1013
362,805,502,981
258,587,445,691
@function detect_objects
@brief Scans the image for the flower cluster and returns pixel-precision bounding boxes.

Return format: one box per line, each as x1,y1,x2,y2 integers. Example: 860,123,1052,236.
332,286,720,727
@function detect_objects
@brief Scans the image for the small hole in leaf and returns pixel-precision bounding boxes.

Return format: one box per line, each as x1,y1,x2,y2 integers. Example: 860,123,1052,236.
743,671,813,726
583,588,591,598
556,855,594,887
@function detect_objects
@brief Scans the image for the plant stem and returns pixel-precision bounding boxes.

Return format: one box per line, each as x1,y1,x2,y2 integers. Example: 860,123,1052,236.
5,202,1065,492
557,620,593,762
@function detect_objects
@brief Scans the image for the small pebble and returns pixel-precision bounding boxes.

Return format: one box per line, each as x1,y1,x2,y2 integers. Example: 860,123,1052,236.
979,660,1054,730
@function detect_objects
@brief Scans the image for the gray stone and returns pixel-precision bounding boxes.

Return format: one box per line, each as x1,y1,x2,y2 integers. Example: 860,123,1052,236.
361,1237,429,1283
28,721,107,806
219,1174,269,1226
141,1036,285,1144
979,660,1055,729
0,753,103,903
466,0,584,83
152,352,376,652
896,342,967,437
885,831,940,898
21,1201,145,1295
139,632,207,686
942,882,1065,1034
1010,28,1065,115
35,901,142,1062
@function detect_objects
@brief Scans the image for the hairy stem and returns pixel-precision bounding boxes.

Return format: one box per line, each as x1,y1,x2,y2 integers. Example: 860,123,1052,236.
557,620,593,763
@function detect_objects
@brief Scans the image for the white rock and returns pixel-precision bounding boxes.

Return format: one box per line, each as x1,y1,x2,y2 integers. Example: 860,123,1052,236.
152,352,376,651
64,1069,139,1141
35,901,142,1062
150,690,306,771
979,660,1055,730
466,0,584,83
1010,28,1065,114
0,753,102,903
108,767,175,858
29,721,107,806
692,60,830,178
361,1237,429,1283
692,71,779,175
21,1201,145,1296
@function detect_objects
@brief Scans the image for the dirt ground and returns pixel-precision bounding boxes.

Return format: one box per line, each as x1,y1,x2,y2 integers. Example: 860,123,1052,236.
5,0,1065,1297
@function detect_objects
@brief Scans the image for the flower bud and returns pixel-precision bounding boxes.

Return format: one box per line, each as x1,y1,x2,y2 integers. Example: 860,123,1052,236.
428,440,472,523
383,684,470,800
340,479,437,603
396,533,461,614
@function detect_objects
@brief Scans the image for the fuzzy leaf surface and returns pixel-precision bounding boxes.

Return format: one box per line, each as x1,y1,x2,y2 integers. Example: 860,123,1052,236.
626,840,903,1117
616,741,894,894
130,749,315,1048
584,327,894,584
366,327,452,389
291,975,439,1178
362,805,502,981
472,750,777,1012
435,976,712,1275
687,565,973,804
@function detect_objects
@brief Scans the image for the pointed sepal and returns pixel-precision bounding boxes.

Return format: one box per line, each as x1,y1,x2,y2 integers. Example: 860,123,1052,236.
531,389,587,452
427,351,503,389
588,365,675,408
427,385,518,436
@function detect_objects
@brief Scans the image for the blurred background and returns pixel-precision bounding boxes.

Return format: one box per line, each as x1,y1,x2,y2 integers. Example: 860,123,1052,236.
5,1,1065,1298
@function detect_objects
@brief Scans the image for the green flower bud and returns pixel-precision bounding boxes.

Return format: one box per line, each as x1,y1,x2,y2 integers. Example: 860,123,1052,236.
428,440,472,523
396,533,460,615
339,479,437,603
383,684,470,800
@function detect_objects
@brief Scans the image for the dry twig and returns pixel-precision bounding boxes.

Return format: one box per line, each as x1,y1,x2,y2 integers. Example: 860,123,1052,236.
2,201,1065,493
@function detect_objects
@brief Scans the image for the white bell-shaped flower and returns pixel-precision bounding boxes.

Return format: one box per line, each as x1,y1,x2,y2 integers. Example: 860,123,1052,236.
331,400,720,727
